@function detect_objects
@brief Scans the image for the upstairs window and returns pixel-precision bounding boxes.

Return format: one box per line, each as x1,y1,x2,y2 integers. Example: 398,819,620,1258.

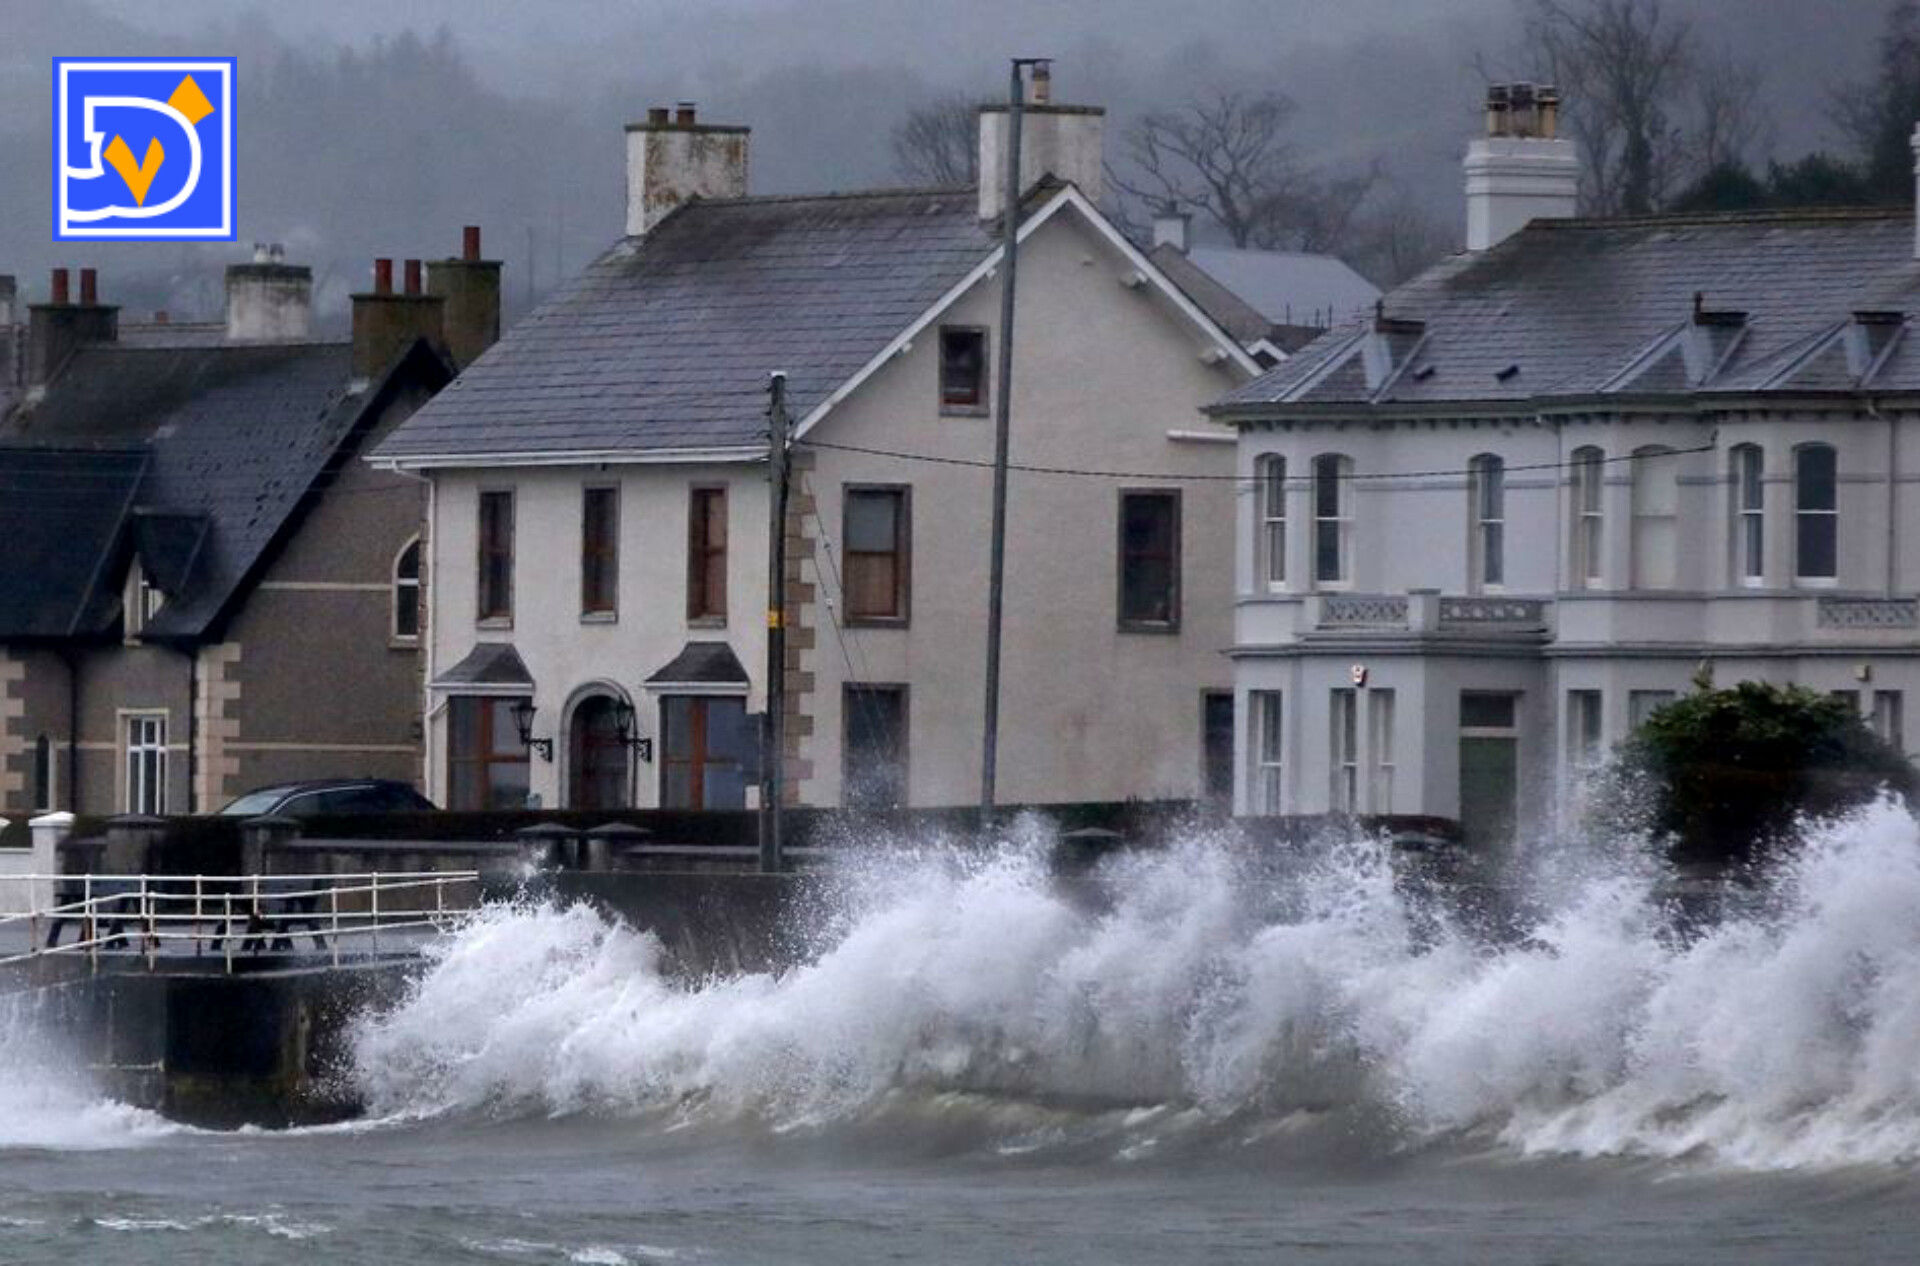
123,561,164,640
124,713,168,815
939,327,987,412
687,486,729,623
1630,446,1679,590
477,490,514,622
1118,490,1181,630
1256,454,1286,588
844,486,910,623
1731,444,1764,585
1794,443,1838,582
1312,454,1352,586
1469,453,1504,590
1571,446,1604,588
392,538,421,642
582,486,620,618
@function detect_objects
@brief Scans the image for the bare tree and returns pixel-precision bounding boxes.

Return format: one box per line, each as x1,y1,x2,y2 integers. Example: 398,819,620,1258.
1111,89,1377,254
1522,0,1697,215
889,95,980,187
1345,181,1460,287
1692,46,1769,174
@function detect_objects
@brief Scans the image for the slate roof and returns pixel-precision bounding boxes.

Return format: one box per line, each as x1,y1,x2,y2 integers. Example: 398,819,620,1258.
376,188,998,462
1213,207,1920,415
645,641,750,686
0,447,146,638
0,340,447,641
431,642,534,689
1182,245,1379,331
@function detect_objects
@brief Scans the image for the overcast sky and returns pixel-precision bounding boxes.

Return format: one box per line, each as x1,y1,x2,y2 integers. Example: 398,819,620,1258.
6,0,1895,321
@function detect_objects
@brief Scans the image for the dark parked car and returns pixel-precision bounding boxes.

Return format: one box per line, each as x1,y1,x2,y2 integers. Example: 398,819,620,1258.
218,779,436,819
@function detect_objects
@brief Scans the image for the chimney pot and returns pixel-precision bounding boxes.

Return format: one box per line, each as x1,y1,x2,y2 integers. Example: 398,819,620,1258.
648,106,669,126
404,259,423,296
79,269,97,306
675,101,696,125
374,258,393,295
463,225,482,261
252,242,269,263
155,310,170,324
51,269,69,305
1030,61,1053,105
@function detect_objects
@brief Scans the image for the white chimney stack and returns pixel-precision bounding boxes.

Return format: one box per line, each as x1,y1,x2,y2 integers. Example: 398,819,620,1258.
977,85,1106,222
1464,83,1580,252
625,102,750,238
1152,208,1191,253
224,253,312,341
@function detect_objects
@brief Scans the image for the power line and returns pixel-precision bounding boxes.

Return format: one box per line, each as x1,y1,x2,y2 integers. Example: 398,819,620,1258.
793,437,1720,486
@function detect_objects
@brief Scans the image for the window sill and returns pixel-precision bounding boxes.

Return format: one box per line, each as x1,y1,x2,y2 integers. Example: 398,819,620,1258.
1794,577,1839,588
940,404,990,418
388,636,420,651
476,616,514,631
845,615,909,630
580,611,618,625
1118,621,1182,636
687,615,728,630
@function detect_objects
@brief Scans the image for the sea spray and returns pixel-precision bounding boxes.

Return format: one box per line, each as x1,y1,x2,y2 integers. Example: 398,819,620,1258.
0,988,177,1150
350,800,1920,1169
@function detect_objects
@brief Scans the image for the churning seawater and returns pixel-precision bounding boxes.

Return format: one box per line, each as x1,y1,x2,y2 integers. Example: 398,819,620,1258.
6,803,1920,1263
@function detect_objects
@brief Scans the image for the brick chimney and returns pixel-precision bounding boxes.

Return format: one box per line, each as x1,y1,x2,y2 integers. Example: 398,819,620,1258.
1464,83,1580,252
624,102,750,237
350,256,445,380
225,243,312,341
976,66,1105,222
28,267,118,386
427,225,502,370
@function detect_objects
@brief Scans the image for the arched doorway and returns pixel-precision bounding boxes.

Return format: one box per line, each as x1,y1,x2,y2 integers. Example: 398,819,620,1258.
568,694,630,810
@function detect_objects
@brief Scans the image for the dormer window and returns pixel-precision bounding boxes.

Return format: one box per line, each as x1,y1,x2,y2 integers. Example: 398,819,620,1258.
124,561,164,639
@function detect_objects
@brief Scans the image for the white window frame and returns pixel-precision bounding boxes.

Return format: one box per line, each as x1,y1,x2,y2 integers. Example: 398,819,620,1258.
1330,687,1359,813
1312,453,1353,589
1469,454,1504,592
122,711,169,815
1794,442,1839,585
1566,689,1603,768
1630,445,1679,590
1571,446,1604,589
1731,444,1764,586
392,536,422,645
1367,689,1396,813
1873,690,1905,751
1250,690,1283,814
1257,454,1287,590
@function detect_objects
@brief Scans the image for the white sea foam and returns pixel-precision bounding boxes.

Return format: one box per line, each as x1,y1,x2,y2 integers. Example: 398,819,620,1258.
351,801,1920,1170
0,999,179,1151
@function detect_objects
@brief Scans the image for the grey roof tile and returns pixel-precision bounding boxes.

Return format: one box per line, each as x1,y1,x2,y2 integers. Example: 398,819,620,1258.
376,189,997,461
1216,208,1920,412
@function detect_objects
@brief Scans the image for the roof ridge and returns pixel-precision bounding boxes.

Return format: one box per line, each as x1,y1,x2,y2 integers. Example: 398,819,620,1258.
1534,205,1911,231
691,184,976,208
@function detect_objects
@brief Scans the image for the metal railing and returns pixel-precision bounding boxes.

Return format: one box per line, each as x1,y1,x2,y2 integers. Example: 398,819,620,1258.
0,871,480,973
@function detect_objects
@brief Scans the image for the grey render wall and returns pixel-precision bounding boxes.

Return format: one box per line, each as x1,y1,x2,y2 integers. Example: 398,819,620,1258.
211,384,433,802
418,204,1248,810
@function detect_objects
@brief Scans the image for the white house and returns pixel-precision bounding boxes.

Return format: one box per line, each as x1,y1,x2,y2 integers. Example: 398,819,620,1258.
1214,84,1920,848
372,92,1261,811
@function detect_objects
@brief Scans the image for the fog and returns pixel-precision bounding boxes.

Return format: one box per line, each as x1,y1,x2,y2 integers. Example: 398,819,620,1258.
2,0,1894,325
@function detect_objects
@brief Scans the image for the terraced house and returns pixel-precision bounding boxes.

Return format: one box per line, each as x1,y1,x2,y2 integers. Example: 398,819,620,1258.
1216,85,1920,847
0,237,497,820
373,89,1277,812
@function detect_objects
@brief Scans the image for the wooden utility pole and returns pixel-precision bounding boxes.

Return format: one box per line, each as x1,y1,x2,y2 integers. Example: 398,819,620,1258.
761,371,791,873
980,58,1044,821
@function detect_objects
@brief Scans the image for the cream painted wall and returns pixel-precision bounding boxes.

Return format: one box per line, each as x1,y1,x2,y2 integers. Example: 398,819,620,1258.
419,201,1248,809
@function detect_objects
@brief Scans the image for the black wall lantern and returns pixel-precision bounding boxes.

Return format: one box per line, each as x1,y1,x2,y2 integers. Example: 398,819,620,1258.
509,698,554,762
610,699,654,763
